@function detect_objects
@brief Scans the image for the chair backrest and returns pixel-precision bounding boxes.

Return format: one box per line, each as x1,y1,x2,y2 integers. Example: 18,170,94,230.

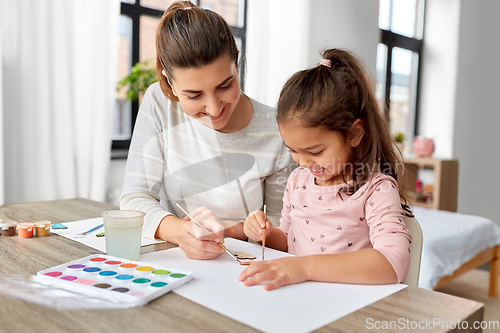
401,216,423,287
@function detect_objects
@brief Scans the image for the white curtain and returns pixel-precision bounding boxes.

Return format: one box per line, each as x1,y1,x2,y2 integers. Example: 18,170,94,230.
0,0,120,204
245,0,311,107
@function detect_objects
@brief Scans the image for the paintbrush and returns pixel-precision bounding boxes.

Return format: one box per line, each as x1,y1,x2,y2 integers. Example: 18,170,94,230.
262,205,266,261
175,203,240,263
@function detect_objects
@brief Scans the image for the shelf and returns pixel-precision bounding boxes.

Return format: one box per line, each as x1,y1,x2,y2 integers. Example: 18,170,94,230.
403,156,442,165
400,157,459,212
405,192,434,209
410,201,434,209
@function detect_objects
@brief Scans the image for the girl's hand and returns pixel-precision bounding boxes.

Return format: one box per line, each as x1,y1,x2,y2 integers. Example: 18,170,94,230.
243,210,272,242
238,257,308,291
178,206,225,260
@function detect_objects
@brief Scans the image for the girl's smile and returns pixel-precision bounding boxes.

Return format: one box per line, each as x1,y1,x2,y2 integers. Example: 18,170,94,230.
279,119,363,186
310,167,326,178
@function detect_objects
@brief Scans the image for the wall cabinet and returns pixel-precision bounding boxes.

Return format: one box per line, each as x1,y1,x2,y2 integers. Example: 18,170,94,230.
400,157,459,212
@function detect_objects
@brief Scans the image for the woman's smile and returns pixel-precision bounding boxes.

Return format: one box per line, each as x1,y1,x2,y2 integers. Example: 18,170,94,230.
204,106,226,121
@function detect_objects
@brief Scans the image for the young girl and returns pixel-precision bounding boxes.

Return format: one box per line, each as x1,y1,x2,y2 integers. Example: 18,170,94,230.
240,48,412,291
120,1,293,259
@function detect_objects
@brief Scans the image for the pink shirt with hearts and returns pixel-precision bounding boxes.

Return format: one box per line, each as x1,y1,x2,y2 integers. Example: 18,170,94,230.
277,167,412,282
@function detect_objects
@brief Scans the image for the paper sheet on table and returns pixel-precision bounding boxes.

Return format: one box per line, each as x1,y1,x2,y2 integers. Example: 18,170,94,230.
50,217,164,252
140,238,407,333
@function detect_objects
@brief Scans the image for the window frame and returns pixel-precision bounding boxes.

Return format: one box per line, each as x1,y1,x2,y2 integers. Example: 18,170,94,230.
112,0,248,159
378,0,425,142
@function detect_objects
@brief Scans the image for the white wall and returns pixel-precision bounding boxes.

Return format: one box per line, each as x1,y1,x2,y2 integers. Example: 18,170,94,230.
417,0,500,226
452,1,500,226
307,0,379,77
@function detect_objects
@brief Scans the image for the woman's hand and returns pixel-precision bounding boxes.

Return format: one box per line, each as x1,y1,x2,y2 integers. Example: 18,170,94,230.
238,257,308,291
243,210,272,242
178,206,225,260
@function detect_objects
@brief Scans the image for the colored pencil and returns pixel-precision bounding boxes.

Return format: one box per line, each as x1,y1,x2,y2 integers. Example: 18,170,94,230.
77,223,104,236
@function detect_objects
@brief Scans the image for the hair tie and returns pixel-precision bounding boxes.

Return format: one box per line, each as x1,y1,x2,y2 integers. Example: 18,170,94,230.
184,7,192,10
319,59,332,68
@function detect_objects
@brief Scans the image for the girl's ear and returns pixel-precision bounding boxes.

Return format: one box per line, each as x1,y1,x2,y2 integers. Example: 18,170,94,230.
350,119,365,147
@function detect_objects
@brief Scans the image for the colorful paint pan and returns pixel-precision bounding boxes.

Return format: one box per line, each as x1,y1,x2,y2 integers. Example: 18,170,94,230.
169,273,186,279
76,279,95,285
119,263,138,273
35,254,192,307
105,261,122,270
60,276,78,282
152,269,170,275
89,257,107,267
114,274,134,287
132,278,151,289
135,266,154,277
94,283,112,289
99,271,118,280
116,274,134,281
83,267,101,276
67,264,85,273
131,291,147,297
89,257,107,263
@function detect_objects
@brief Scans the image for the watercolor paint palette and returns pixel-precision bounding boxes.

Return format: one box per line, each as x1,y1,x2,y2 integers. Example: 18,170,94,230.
35,254,192,307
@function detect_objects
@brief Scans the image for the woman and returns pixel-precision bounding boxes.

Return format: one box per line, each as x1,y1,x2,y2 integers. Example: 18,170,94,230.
120,1,293,259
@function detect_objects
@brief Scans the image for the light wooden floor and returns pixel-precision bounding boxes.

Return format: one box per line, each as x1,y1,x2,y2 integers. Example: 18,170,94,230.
436,269,500,332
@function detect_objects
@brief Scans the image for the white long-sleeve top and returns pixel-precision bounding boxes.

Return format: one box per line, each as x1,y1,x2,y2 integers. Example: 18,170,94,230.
120,83,294,239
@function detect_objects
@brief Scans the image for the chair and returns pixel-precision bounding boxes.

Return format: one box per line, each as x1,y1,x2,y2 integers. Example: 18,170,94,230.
401,216,423,287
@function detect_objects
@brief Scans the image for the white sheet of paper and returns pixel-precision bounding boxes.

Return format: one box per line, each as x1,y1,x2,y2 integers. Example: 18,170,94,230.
140,238,407,333
50,217,164,252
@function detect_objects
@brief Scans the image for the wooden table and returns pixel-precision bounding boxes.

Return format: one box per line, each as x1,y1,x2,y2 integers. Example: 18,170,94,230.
0,198,485,333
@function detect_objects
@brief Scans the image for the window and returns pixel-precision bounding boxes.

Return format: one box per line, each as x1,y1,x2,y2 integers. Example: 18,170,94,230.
112,0,247,158
376,0,425,154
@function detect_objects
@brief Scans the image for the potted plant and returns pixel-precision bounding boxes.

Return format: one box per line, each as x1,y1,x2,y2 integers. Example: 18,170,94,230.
393,132,406,154
117,60,158,104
